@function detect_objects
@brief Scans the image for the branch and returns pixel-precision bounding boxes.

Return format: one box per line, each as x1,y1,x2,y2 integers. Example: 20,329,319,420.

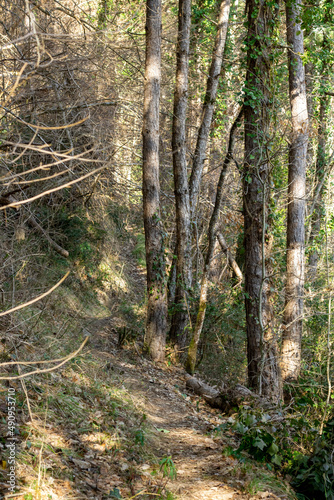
0,336,89,380
216,231,243,282
0,271,70,317
27,215,69,258
0,166,106,210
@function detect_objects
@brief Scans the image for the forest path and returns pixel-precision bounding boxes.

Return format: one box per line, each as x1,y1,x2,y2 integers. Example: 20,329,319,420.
0,321,291,500
93,328,285,500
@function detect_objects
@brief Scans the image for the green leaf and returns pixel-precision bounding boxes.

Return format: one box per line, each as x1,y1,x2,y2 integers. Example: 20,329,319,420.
109,487,122,499
271,454,282,466
245,414,257,427
234,422,248,434
253,437,266,450
268,442,279,455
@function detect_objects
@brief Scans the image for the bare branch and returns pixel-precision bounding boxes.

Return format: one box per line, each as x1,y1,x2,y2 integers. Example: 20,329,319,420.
0,271,70,317
0,336,89,380
0,166,106,210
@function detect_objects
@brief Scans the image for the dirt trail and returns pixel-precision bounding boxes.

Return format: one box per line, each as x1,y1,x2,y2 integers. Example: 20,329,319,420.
0,323,289,500
105,342,285,500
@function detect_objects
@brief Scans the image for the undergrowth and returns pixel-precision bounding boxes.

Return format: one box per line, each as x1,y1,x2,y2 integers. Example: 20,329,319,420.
215,393,334,500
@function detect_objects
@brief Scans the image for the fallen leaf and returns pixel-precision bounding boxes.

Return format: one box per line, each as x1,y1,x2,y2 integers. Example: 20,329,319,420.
72,458,90,469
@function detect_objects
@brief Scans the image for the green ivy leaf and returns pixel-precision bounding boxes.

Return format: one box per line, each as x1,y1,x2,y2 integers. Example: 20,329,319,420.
271,454,282,466
109,488,122,499
268,442,279,455
253,437,266,450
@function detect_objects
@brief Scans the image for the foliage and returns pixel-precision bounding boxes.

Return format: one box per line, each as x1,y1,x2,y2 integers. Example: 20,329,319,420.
159,456,177,480
291,419,334,500
217,400,334,499
132,233,146,267
198,284,246,385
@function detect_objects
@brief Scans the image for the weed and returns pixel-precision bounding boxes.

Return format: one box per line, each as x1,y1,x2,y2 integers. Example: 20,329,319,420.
132,233,146,267
159,456,177,480
134,428,145,446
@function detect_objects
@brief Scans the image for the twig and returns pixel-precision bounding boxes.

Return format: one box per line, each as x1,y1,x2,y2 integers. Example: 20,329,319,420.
27,215,69,258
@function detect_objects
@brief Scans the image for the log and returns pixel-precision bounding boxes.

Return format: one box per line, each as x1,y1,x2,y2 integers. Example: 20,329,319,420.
185,374,225,409
185,374,262,413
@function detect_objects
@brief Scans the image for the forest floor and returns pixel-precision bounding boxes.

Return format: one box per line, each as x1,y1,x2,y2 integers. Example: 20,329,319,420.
0,319,295,500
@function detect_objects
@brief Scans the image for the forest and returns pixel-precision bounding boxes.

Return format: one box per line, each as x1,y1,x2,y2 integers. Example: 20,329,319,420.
0,0,333,499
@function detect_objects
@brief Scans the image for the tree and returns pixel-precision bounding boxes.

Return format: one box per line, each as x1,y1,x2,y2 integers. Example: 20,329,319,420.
185,106,243,375
189,0,232,220
243,0,281,399
142,0,167,362
169,0,192,351
170,0,232,353
281,0,309,383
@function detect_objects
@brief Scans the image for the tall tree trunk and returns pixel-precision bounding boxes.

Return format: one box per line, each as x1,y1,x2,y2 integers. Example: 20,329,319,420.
185,107,243,374
308,97,328,279
169,0,192,351
243,0,281,400
189,0,231,217
142,0,167,362
307,26,331,279
281,0,309,383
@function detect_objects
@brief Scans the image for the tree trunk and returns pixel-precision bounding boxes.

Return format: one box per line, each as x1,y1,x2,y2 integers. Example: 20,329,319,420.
189,0,231,218
307,27,331,280
308,97,328,279
169,0,192,351
185,108,243,374
243,0,281,400
281,0,309,383
142,0,167,362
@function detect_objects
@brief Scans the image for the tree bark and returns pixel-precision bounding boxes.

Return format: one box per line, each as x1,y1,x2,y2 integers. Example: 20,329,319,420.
281,0,309,383
142,0,167,362
308,97,328,279
169,0,192,351
185,108,243,375
243,0,281,400
189,0,231,218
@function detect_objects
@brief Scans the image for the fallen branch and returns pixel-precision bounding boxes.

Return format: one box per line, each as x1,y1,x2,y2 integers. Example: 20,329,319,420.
185,374,225,409
27,215,69,258
0,335,89,380
0,166,106,210
216,231,243,281
0,271,70,317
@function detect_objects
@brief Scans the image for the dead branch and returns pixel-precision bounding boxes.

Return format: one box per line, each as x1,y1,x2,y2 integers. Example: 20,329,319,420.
0,271,70,317
216,231,243,282
27,215,69,258
185,374,264,413
0,166,106,210
0,336,89,380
